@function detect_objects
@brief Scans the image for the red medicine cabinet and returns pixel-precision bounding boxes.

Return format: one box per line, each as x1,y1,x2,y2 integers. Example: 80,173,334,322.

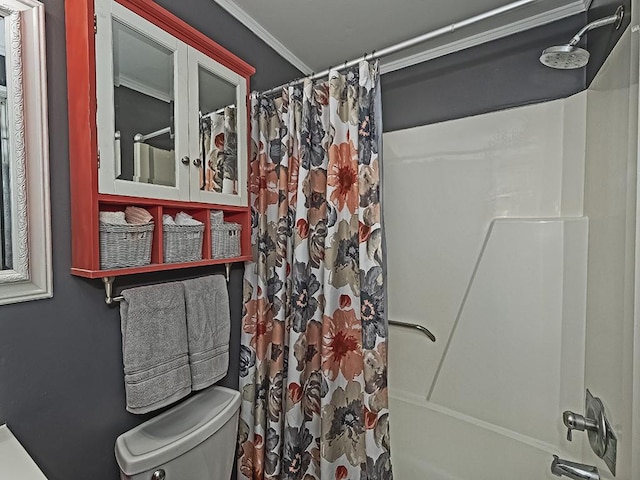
65,0,255,279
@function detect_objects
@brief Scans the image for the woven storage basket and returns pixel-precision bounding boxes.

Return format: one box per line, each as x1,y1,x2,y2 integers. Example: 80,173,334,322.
163,223,204,263
99,222,154,270
210,210,224,224
211,222,242,259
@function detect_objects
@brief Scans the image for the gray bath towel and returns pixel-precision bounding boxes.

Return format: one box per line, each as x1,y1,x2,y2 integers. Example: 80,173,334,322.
182,275,230,390
120,282,191,414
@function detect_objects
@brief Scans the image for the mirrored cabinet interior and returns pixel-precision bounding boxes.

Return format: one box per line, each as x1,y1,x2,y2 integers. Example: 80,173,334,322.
65,0,254,278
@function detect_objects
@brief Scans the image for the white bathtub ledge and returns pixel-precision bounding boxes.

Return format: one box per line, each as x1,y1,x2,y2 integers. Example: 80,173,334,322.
0,425,47,479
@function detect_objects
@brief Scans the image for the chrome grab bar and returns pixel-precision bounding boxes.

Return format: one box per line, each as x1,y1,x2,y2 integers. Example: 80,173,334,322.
389,320,436,342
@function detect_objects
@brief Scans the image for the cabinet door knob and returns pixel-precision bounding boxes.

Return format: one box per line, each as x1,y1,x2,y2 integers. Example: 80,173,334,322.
193,158,202,167
181,156,190,165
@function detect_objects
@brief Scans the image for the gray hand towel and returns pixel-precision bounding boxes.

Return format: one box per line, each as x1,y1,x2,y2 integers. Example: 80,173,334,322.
120,282,191,414
182,275,231,390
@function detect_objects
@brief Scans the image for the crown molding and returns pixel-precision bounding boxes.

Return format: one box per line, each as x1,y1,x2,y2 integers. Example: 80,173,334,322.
116,75,172,103
214,0,313,74
214,0,586,78
381,0,587,74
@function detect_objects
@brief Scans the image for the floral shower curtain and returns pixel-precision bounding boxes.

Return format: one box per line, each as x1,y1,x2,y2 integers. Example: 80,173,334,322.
200,106,238,194
238,60,392,480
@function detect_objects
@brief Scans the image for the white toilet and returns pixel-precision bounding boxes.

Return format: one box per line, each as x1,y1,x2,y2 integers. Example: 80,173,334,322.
115,386,241,480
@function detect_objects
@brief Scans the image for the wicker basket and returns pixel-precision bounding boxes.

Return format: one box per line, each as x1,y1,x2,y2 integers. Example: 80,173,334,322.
211,222,242,259
210,210,224,224
163,223,205,263
99,222,154,270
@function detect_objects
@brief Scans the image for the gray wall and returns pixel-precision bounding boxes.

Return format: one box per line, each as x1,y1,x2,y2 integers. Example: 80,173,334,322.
0,1,298,480
382,0,630,132
381,14,586,131
586,0,631,85
0,1,628,480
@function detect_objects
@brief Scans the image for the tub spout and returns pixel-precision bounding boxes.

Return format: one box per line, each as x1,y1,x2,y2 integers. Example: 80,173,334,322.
551,455,600,480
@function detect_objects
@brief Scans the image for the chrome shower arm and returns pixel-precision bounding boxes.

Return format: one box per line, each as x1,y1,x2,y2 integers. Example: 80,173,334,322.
568,6,624,46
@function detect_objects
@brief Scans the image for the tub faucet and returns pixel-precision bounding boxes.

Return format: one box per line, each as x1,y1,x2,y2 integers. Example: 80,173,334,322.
551,455,600,480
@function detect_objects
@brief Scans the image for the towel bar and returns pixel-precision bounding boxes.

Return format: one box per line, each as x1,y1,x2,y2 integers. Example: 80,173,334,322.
103,276,123,304
389,320,436,342
102,263,232,305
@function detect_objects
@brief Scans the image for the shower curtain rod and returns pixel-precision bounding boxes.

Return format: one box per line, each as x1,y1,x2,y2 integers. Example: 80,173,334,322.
201,105,236,120
259,0,541,97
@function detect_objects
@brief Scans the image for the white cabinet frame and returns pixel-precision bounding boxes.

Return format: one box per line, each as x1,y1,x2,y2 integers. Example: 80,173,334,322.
187,47,247,206
95,0,190,201
95,0,248,206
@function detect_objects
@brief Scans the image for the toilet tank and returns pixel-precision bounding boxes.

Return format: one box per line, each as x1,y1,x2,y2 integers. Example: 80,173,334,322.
115,386,241,480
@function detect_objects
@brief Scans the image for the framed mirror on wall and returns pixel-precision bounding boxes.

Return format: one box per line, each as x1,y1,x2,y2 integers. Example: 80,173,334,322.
0,0,51,306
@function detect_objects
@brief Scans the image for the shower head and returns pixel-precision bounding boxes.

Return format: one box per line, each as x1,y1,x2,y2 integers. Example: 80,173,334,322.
539,5,624,69
540,44,591,69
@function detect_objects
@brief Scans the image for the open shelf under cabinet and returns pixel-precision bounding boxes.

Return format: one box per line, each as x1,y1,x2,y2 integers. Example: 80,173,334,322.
70,194,252,279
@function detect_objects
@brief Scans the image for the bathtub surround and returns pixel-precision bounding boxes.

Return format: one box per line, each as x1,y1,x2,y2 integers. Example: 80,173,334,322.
239,61,392,479
0,0,627,479
582,16,638,478
383,20,638,477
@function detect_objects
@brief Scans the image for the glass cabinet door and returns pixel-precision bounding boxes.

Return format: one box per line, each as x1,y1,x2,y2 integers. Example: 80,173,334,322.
187,48,247,206
95,0,189,200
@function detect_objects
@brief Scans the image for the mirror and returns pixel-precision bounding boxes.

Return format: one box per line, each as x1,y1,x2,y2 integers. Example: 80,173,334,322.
95,0,248,206
0,1,52,305
110,20,240,194
198,66,238,195
0,15,11,270
112,18,176,187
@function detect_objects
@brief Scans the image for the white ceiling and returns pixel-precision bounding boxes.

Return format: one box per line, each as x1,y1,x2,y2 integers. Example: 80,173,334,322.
215,0,591,75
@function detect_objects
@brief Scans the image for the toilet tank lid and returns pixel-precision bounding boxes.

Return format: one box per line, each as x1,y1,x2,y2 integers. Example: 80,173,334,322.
114,386,241,475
